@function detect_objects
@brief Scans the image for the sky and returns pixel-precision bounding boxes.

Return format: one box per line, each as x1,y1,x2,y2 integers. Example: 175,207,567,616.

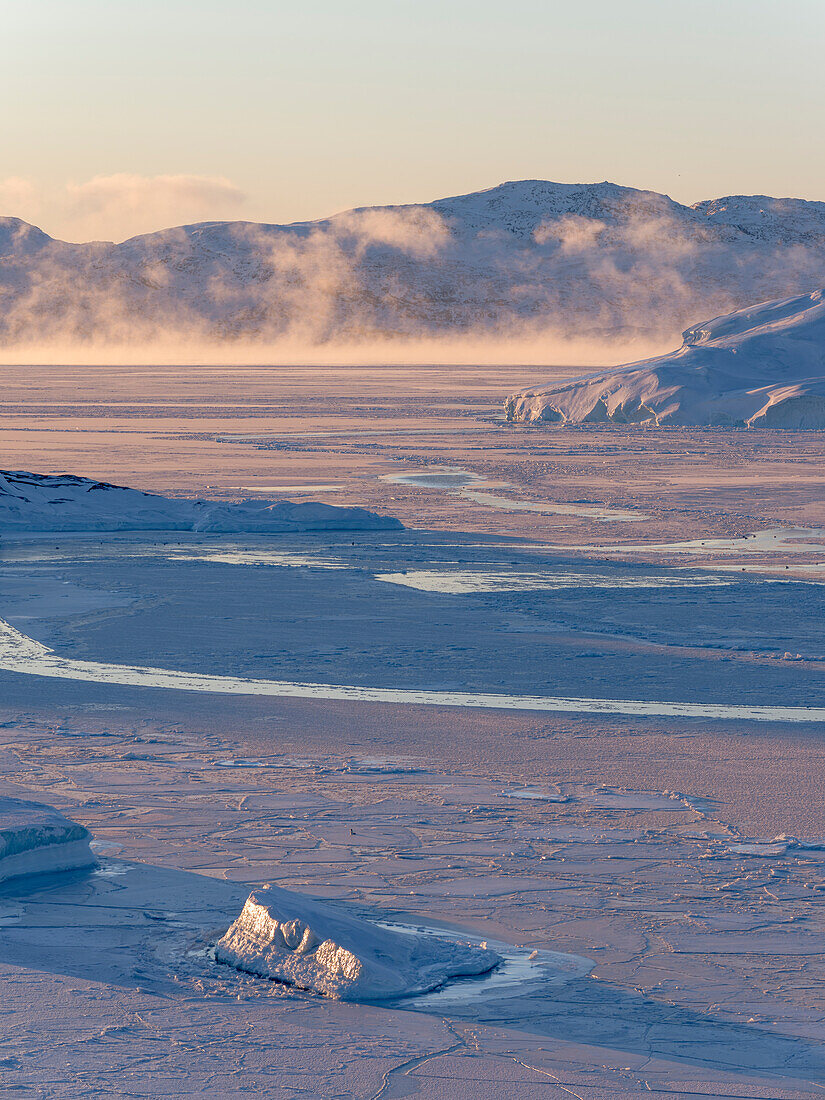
3,0,825,242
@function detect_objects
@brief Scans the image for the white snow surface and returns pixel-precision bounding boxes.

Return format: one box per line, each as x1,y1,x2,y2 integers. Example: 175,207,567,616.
0,470,402,533
6,181,825,343
506,288,825,427
0,797,95,885
215,884,501,1001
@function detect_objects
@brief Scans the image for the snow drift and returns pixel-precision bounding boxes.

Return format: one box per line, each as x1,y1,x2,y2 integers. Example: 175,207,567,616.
0,470,402,533
505,289,825,428
0,798,95,885
6,181,825,351
215,884,500,1001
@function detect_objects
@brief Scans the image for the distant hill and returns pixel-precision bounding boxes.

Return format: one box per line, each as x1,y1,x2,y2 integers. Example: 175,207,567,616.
505,288,825,428
3,181,825,346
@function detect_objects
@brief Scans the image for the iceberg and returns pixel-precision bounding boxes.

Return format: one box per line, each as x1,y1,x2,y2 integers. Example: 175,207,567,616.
0,470,402,533
215,884,500,1001
0,798,96,885
506,288,825,428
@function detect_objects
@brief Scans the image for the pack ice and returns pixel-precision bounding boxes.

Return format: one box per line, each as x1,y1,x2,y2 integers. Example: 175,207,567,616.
506,288,825,427
0,470,402,533
0,798,95,884
215,884,501,1001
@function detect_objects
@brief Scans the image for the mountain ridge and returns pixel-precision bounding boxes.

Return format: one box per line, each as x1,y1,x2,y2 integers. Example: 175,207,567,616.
8,180,825,247
3,180,825,346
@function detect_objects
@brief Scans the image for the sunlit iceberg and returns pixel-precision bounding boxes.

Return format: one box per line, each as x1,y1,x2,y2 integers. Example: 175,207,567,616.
507,288,825,428
215,883,500,1001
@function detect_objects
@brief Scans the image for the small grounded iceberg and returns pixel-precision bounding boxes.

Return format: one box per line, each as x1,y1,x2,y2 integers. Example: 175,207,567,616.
0,797,96,884
506,288,825,428
0,470,402,533
215,884,501,1001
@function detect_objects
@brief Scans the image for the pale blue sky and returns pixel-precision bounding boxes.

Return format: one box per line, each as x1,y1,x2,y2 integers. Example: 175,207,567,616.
4,0,825,239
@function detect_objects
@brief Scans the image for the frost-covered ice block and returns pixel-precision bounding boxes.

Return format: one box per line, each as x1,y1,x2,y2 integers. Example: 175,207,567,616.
0,798,96,885
0,470,402,533
506,287,825,428
215,884,500,1001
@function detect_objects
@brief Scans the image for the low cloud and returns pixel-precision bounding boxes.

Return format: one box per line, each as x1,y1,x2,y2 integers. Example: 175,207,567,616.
334,207,451,258
0,174,247,241
534,214,606,252
0,177,38,211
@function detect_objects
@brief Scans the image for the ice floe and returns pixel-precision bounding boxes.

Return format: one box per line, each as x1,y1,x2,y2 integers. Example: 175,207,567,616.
376,568,733,594
215,883,500,1001
727,835,825,857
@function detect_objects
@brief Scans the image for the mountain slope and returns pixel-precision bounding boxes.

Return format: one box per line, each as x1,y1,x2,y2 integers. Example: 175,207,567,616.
3,181,825,346
505,288,825,428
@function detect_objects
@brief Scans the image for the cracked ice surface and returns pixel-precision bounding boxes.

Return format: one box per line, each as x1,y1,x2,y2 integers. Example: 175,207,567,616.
4,724,825,1096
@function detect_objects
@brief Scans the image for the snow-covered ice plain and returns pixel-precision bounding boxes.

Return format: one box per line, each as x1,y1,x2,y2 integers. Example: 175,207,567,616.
4,362,825,1095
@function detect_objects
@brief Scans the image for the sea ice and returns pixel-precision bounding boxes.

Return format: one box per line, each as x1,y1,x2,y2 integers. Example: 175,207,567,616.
215,883,501,1001
0,797,96,885
1,614,824,722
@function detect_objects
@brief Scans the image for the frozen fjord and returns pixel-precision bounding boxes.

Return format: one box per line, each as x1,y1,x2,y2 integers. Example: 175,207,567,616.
4,397,825,1096
2,528,825,720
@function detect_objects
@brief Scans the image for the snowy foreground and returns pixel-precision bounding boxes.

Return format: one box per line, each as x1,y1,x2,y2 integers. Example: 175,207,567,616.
4,415,825,1093
0,790,498,1005
4,713,825,1097
0,797,95,884
507,288,825,427
216,884,500,1000
0,469,401,533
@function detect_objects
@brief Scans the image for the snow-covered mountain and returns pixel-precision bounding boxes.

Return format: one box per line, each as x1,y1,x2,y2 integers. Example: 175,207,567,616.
0,471,401,532
505,288,825,428
3,181,825,346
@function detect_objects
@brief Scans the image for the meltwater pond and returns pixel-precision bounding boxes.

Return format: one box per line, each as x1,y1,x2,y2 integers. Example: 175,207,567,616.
372,918,593,1010
383,469,487,489
382,467,648,521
